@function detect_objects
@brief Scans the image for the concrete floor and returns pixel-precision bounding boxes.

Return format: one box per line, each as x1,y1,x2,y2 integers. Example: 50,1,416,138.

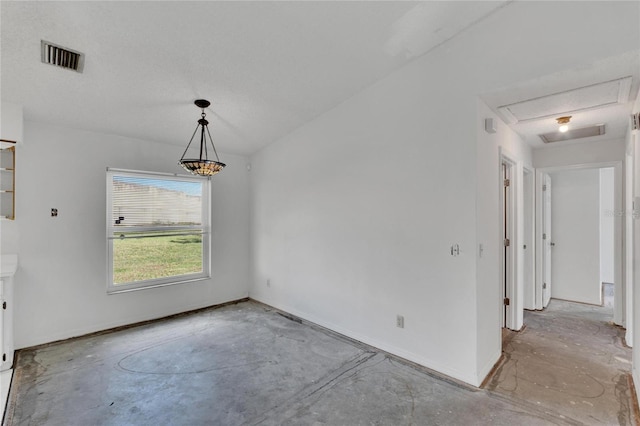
487,299,633,425
3,300,635,425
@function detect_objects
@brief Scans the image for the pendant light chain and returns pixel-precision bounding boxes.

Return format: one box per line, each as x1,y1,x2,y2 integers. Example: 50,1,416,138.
179,124,202,161
205,124,221,163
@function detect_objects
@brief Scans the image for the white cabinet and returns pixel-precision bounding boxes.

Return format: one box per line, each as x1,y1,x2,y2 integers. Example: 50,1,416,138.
0,279,3,369
0,254,18,371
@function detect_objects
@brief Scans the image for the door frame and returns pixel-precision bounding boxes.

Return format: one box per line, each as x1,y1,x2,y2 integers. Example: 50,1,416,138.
536,161,624,325
625,147,634,344
522,166,536,311
499,149,520,330
535,171,552,310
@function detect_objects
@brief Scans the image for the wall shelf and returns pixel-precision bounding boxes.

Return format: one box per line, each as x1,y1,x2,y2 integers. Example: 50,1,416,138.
0,140,16,220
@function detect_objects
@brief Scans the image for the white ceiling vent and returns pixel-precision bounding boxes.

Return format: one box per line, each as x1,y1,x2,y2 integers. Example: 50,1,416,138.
632,113,640,131
498,77,632,124
41,40,84,73
539,124,605,143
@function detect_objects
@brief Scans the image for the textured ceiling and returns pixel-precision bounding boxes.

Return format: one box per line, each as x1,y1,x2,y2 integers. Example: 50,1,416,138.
0,1,509,155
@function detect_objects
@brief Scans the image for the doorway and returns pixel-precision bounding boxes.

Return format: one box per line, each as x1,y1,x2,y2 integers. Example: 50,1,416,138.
549,169,601,305
536,163,623,326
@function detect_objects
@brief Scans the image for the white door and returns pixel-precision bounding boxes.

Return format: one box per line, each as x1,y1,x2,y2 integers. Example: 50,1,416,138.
523,169,535,310
550,169,601,305
542,174,552,308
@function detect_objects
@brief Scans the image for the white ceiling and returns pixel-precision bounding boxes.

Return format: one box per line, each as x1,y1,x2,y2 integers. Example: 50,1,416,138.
2,1,637,155
0,1,509,156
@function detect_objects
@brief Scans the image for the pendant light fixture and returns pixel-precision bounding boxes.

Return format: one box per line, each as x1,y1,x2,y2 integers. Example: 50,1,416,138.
556,116,572,133
179,99,226,176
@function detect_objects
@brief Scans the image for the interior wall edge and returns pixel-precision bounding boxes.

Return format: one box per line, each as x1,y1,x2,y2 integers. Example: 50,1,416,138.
476,348,503,387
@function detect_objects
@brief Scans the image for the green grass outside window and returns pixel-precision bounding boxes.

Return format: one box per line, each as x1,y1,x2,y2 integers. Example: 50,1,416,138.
113,235,203,284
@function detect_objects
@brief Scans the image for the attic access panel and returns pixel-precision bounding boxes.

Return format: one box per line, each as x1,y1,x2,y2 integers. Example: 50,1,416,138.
498,77,632,124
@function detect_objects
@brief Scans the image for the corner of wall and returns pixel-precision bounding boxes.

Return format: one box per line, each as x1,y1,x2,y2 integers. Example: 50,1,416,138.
475,98,533,385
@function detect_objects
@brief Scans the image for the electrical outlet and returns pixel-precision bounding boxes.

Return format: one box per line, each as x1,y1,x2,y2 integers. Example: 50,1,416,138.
396,315,404,328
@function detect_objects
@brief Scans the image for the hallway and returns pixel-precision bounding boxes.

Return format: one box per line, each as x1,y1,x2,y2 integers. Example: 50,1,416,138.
487,299,634,425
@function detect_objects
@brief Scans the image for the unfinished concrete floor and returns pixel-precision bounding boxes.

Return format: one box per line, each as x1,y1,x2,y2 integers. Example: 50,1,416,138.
487,299,633,425
3,300,634,425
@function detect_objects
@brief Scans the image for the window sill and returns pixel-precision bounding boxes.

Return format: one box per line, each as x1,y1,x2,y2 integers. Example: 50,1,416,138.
107,275,211,295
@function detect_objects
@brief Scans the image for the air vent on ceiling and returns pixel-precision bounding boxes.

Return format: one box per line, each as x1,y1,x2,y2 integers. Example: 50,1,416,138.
539,124,605,143
41,40,84,73
632,113,640,131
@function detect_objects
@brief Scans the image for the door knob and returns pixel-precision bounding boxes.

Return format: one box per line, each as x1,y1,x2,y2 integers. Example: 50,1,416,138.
550,242,555,247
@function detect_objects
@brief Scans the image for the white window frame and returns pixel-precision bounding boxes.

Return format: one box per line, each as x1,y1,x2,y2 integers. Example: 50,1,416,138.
106,168,211,294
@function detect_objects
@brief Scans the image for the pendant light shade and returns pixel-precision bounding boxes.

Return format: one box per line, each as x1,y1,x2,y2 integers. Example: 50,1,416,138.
179,99,226,176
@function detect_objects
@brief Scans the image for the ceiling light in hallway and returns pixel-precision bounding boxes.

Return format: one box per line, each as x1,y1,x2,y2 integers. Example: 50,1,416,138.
556,116,571,133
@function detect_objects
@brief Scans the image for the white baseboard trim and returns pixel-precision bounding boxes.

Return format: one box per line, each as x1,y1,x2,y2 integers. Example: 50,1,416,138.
477,349,502,385
1,369,13,424
15,294,249,350
252,297,479,387
633,367,640,409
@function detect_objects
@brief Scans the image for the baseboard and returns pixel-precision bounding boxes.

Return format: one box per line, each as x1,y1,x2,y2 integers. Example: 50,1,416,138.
550,296,605,308
631,368,640,424
478,349,503,387
15,297,249,352
16,296,483,389
249,297,479,387
1,369,14,426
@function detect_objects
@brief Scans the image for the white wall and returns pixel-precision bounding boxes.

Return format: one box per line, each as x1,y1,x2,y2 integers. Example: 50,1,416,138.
600,168,615,284
0,102,22,149
0,101,23,254
475,101,532,370
248,0,639,386
250,76,480,385
13,121,250,348
533,138,626,169
550,169,601,305
630,88,640,395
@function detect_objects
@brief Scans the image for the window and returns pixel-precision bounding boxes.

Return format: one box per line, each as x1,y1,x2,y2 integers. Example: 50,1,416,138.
106,168,210,293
